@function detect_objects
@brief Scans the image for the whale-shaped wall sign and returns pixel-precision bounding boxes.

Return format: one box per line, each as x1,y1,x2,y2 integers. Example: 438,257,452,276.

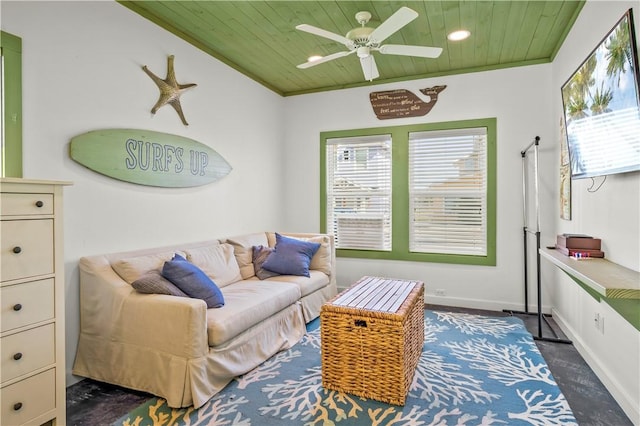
70,129,232,187
369,85,446,120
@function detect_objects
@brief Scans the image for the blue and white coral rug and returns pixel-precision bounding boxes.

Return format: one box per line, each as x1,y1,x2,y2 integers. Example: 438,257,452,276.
114,310,577,425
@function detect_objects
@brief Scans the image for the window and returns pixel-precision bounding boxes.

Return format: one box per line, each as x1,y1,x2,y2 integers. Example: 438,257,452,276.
1,31,23,177
321,118,496,266
409,128,487,256
325,135,392,250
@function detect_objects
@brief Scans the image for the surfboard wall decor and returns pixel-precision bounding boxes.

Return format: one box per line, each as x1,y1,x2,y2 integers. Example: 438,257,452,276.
70,129,232,187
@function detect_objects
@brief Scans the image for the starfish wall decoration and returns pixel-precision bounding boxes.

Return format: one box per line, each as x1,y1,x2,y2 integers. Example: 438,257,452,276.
142,55,197,126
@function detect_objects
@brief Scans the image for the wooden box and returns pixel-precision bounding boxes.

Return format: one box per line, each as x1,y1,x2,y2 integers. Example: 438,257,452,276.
320,276,424,405
557,234,601,250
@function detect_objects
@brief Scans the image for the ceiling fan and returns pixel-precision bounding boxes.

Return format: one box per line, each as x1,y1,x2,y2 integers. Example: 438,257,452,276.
296,6,443,81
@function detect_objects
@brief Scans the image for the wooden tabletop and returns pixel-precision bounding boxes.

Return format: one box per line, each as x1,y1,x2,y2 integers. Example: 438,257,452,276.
540,248,639,299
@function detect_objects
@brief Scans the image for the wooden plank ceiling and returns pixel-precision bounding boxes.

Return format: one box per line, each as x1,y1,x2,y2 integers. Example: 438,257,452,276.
118,1,584,96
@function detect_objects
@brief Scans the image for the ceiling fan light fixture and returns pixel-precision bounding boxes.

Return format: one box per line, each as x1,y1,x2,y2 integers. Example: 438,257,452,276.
448,30,471,41
356,46,371,58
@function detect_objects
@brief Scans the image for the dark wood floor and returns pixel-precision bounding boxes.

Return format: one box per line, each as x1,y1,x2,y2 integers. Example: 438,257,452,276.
66,305,633,426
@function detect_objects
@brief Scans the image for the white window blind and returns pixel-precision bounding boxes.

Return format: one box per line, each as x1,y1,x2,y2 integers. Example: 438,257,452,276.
409,128,487,255
326,135,392,251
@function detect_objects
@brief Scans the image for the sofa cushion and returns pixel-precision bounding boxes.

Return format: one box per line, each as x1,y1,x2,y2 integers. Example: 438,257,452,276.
265,270,330,298
262,233,320,277
206,280,300,346
112,250,185,284
131,269,188,297
184,243,242,288
303,236,331,276
225,233,269,279
267,233,332,276
162,254,225,308
252,245,280,280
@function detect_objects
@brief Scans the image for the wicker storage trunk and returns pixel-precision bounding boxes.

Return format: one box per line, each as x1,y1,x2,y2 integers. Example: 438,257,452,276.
320,276,424,405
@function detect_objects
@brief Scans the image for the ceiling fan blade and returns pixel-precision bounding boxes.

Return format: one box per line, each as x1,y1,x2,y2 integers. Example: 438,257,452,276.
297,50,354,69
295,24,352,47
360,55,379,81
379,44,443,58
369,7,418,45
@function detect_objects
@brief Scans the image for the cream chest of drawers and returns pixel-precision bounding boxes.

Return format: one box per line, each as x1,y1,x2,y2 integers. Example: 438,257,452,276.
1,178,70,426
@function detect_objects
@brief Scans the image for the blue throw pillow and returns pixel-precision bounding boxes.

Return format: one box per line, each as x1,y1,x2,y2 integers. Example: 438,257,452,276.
162,254,225,308
262,233,321,277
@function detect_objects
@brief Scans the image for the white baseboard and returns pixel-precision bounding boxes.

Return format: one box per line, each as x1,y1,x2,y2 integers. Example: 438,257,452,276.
335,288,552,315
552,308,639,425
423,294,553,315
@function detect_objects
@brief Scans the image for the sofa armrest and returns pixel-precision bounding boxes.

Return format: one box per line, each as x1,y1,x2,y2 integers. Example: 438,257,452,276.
79,256,208,359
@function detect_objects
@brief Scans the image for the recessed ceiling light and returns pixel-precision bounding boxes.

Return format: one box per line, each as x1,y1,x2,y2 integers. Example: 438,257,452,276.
448,30,471,41
307,55,323,62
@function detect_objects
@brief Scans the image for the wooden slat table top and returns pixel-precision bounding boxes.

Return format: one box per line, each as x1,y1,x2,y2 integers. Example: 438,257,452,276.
329,276,422,314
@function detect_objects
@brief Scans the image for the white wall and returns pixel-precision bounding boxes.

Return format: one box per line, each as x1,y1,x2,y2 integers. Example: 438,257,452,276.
549,1,640,423
2,1,287,386
283,65,555,312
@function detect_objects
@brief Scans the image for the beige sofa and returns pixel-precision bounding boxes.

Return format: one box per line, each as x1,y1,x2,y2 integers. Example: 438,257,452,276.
72,232,336,408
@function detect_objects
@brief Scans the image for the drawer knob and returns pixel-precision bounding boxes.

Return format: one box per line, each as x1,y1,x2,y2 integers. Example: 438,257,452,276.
13,352,22,361
13,402,23,411
35,200,44,208
13,303,22,311
12,246,22,254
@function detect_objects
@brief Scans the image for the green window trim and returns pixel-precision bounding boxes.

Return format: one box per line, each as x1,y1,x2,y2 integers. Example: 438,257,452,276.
320,117,496,266
1,30,23,178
